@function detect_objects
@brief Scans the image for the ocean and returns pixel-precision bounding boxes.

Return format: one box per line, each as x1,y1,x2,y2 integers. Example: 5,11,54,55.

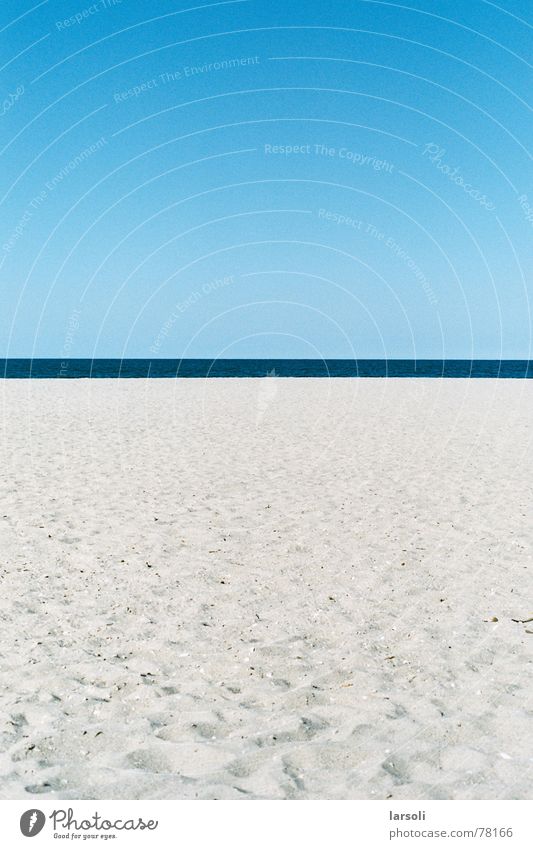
1,359,532,378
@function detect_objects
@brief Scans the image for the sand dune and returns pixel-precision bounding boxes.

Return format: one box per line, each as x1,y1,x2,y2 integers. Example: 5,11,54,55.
0,378,531,799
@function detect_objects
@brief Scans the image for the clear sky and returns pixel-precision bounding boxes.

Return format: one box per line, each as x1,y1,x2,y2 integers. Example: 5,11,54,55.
1,0,532,359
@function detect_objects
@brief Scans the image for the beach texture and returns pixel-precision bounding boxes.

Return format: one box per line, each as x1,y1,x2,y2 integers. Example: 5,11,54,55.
0,378,531,800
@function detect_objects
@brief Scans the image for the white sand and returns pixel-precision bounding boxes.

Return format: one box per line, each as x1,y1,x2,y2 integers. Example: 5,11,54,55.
0,378,531,800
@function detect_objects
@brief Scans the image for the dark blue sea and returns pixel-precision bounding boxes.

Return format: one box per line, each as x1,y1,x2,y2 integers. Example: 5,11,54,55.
1,359,532,378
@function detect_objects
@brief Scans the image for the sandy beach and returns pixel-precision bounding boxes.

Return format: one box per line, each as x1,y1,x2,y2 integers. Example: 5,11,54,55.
0,378,531,800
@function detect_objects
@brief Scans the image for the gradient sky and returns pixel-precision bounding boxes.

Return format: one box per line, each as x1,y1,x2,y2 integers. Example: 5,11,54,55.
1,0,532,359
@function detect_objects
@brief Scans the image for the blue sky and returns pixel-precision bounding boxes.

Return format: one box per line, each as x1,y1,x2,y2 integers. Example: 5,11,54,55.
1,0,532,359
